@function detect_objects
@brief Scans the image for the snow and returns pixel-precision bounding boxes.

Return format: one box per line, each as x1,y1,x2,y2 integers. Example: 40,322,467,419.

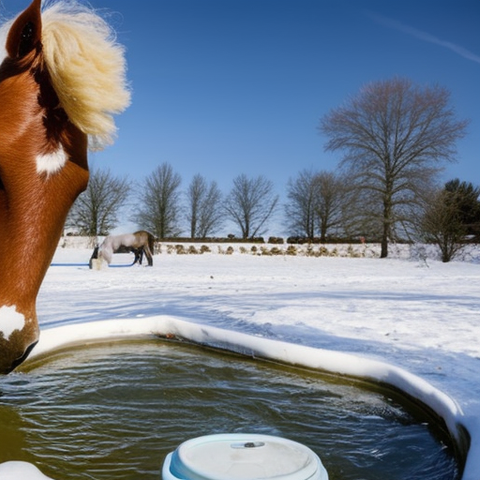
0,461,54,479
4,242,480,479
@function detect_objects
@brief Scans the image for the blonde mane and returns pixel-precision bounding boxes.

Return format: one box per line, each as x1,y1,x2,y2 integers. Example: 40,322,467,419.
41,1,130,150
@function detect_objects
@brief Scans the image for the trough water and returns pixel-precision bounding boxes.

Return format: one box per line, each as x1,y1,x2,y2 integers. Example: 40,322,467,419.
0,339,459,480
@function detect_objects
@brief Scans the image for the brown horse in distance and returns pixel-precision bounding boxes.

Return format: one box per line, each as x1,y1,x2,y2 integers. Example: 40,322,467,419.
91,231,156,267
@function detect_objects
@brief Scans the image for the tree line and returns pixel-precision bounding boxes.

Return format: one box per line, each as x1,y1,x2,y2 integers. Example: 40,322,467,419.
66,77,478,262
67,165,279,241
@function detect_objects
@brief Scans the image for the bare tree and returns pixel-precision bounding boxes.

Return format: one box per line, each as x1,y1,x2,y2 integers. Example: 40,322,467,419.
66,167,130,240
224,174,279,238
320,77,469,258
135,163,182,238
285,169,318,239
285,169,357,241
315,170,350,241
187,174,224,238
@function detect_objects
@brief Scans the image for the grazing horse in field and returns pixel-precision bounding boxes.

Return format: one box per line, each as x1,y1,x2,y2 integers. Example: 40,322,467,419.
93,231,155,267
0,0,130,373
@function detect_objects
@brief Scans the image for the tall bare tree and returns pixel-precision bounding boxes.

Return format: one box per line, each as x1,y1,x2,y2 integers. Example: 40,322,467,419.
320,77,469,257
135,163,182,238
224,174,279,238
66,167,130,239
187,174,224,238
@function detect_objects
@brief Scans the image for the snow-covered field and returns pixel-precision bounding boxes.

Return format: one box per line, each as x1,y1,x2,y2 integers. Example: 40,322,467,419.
6,241,480,479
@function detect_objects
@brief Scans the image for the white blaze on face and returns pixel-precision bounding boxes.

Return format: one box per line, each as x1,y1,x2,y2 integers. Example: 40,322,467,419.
36,145,68,176
0,305,26,340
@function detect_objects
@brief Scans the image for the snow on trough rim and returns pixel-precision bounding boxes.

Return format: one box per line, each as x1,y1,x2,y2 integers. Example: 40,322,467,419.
3,241,480,479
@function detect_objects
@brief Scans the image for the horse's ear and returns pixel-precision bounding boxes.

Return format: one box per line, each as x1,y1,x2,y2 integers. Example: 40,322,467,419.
6,0,42,59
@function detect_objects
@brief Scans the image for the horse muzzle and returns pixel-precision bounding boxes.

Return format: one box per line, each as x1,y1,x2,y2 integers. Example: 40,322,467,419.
0,328,39,374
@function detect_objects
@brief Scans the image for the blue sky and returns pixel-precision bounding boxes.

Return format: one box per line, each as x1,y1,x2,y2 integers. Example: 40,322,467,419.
2,0,480,234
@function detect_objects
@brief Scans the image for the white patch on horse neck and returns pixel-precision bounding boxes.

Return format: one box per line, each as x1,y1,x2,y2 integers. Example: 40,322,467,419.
0,305,26,340
36,146,67,176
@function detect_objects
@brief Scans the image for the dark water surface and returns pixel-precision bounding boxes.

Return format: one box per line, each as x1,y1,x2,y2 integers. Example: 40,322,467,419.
0,340,459,480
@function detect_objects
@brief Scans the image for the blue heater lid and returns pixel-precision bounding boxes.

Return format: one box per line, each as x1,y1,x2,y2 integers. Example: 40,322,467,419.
162,433,328,480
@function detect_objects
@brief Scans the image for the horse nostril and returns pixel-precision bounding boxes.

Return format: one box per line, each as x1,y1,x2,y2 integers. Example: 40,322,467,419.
9,341,39,373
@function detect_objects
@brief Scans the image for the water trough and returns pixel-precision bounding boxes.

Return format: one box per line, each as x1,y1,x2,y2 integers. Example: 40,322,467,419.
0,315,476,479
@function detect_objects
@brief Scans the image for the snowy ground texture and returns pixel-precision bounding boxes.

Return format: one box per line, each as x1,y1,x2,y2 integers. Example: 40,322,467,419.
15,241,480,479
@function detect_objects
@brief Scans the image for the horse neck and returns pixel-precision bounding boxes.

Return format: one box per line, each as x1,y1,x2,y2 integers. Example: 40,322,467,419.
0,161,88,311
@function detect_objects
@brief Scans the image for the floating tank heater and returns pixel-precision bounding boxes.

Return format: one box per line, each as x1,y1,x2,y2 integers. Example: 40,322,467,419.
162,433,328,480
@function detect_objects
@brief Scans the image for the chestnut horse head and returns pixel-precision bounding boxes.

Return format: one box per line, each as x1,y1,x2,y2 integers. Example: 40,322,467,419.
0,0,130,373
